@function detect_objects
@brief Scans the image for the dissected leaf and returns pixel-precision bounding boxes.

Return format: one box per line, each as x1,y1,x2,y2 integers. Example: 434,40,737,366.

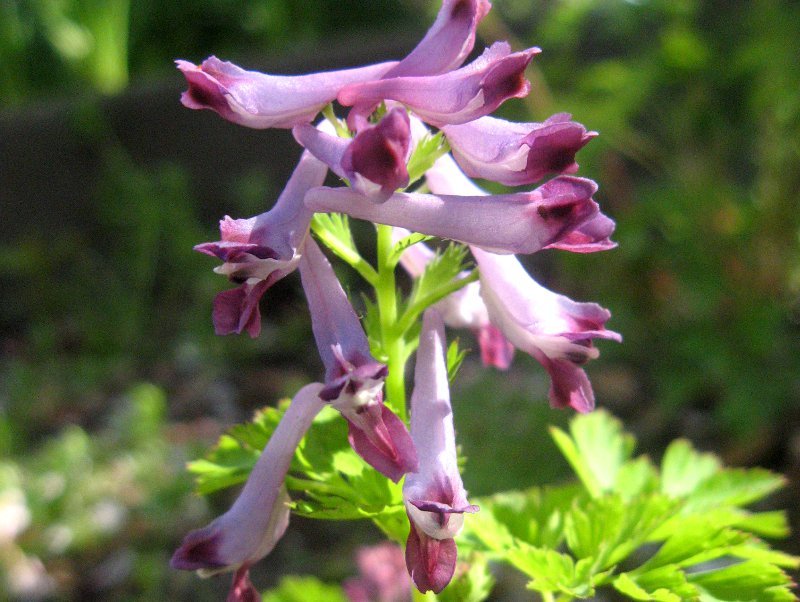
550,410,635,497
262,575,347,602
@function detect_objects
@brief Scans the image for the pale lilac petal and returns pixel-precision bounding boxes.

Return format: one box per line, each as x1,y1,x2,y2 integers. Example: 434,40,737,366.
299,238,417,481
177,57,396,129
196,151,327,337
443,113,597,186
306,175,600,255
472,247,621,412
295,109,411,202
339,43,539,127
292,121,349,182
171,383,325,574
426,152,488,197
403,310,477,593
385,0,492,78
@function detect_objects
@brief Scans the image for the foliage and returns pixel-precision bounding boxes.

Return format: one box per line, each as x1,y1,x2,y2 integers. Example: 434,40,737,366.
193,409,798,600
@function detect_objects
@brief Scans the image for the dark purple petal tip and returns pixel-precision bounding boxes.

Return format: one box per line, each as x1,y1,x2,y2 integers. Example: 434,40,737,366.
405,527,458,594
347,405,418,482
170,525,225,571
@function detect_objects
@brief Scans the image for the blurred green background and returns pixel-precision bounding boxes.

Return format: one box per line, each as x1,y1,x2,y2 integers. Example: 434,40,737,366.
1,0,798,599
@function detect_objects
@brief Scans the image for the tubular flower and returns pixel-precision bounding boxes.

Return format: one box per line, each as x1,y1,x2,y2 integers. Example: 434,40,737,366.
338,42,539,128
299,238,418,482
194,151,327,337
404,310,478,594
425,153,616,252
176,57,397,129
305,175,602,256
393,227,514,369
442,113,597,186
471,247,622,412
293,108,411,202
383,0,492,79
171,383,326,601
344,0,492,129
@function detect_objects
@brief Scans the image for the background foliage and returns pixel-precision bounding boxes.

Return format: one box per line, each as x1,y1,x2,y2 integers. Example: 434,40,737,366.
0,0,798,599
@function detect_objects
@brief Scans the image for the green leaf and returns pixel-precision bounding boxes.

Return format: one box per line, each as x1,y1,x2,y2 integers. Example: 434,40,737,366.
565,494,677,572
684,469,786,513
463,485,581,552
613,568,697,601
550,410,635,497
311,213,378,284
387,231,433,268
393,244,476,337
446,337,468,384
506,542,597,598
406,131,450,186
262,575,347,602
660,439,720,498
689,560,796,602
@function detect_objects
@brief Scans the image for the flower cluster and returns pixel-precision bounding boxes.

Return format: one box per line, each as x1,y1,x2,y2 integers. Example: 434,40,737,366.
172,1,619,599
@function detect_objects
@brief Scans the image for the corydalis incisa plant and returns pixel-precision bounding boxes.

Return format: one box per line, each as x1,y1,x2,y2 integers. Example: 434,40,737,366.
174,0,624,599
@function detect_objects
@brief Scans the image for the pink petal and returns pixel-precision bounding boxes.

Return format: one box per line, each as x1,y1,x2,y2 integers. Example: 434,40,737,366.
403,310,477,579
171,384,325,573
472,247,621,412
405,524,458,594
227,566,260,602
384,0,492,78
177,57,396,129
443,113,597,186
295,109,411,202
300,239,418,481
197,151,327,336
347,404,419,483
341,108,411,201
212,281,269,338
477,323,515,370
338,43,539,127
305,175,600,255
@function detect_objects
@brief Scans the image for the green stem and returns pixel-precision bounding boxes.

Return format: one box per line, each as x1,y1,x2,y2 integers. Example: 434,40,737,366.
375,224,407,420
392,270,479,338
311,219,378,285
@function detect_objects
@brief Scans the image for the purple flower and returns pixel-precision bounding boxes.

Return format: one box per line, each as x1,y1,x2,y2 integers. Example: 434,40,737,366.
425,153,616,252
299,238,418,482
471,247,622,412
195,151,327,337
403,310,478,594
442,113,597,186
393,227,514,369
343,542,411,602
383,0,492,79
293,108,411,202
338,42,539,127
305,175,603,255
171,383,326,601
176,57,397,129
